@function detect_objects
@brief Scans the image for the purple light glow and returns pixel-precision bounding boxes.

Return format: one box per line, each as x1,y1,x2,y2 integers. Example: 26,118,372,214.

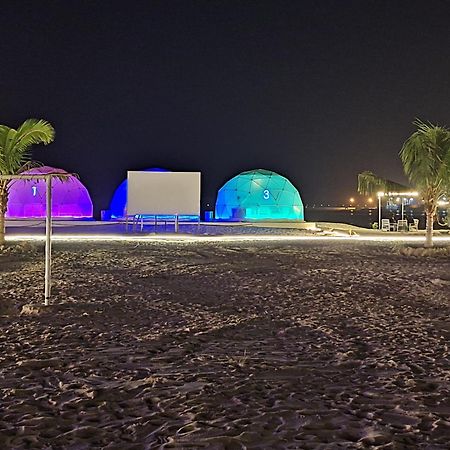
6,166,93,218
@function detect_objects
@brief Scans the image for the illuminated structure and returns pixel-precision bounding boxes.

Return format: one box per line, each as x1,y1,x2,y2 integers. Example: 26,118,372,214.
109,168,168,218
215,169,304,220
6,166,93,218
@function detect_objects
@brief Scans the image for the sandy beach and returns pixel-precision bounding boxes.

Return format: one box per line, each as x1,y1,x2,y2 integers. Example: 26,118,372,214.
1,236,450,449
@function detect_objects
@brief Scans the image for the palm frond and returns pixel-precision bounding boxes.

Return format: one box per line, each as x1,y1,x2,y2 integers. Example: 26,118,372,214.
357,171,408,195
0,127,21,174
7,119,54,155
18,160,44,173
400,119,450,198
0,119,55,176
442,144,450,195
0,125,10,144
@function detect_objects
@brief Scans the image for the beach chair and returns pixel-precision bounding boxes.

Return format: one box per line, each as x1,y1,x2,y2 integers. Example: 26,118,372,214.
397,219,408,232
409,218,419,232
381,219,390,232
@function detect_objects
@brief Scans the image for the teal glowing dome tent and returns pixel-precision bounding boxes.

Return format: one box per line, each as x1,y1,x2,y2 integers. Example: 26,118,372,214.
215,169,304,221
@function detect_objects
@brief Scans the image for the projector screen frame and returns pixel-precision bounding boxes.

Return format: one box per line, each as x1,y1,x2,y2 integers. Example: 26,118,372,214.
127,171,201,217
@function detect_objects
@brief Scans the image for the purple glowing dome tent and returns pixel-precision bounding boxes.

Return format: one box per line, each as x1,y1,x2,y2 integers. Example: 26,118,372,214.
6,166,93,219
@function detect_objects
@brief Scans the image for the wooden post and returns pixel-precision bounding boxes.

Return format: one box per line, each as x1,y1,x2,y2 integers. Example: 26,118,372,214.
44,175,52,305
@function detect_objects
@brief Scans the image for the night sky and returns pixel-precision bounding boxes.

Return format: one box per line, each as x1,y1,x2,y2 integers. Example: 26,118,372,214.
1,0,450,215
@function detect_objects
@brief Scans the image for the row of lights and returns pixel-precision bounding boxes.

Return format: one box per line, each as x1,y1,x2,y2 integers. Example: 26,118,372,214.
320,194,448,208
349,193,450,207
349,192,421,206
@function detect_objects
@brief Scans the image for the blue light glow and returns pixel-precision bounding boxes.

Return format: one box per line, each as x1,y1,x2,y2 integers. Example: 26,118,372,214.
109,168,168,218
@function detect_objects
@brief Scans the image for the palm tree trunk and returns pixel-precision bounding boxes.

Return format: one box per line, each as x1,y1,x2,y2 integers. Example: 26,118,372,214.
0,183,8,246
425,211,434,248
0,210,4,246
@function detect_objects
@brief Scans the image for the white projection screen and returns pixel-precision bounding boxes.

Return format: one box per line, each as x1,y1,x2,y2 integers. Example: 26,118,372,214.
127,171,201,216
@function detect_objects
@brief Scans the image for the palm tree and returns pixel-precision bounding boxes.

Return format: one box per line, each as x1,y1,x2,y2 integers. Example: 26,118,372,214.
357,170,408,196
400,120,450,247
0,119,55,244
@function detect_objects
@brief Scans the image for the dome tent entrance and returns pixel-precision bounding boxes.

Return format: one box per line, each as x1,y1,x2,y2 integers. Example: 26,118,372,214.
215,169,304,221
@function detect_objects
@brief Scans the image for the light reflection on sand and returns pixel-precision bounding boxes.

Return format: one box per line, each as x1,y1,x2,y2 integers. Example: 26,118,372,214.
6,233,450,243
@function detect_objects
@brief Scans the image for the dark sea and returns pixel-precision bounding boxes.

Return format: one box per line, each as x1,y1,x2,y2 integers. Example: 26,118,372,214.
304,207,428,229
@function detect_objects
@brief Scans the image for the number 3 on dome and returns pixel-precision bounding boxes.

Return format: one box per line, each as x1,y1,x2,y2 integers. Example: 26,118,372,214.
263,189,270,200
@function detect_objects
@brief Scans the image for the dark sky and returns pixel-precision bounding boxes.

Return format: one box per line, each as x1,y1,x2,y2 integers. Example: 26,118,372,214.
1,0,450,213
